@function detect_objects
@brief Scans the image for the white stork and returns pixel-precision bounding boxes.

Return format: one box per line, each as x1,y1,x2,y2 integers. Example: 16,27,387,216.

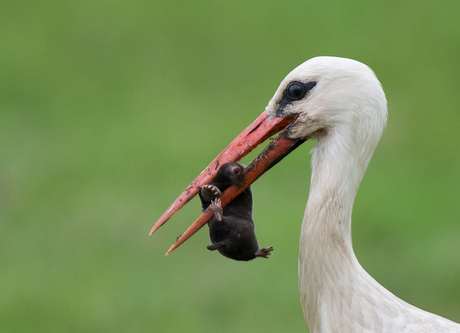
150,56,460,332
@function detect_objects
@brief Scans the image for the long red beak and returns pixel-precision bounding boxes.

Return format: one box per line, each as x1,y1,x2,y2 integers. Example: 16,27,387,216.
149,110,306,254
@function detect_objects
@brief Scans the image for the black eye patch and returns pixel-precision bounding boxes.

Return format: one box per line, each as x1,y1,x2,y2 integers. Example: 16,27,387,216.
278,81,317,112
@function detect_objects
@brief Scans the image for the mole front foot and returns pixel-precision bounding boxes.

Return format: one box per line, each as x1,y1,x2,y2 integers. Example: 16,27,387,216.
201,185,222,199
255,246,274,259
209,198,223,221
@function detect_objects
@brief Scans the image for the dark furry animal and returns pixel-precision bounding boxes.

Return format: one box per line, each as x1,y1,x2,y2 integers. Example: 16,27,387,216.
199,162,273,261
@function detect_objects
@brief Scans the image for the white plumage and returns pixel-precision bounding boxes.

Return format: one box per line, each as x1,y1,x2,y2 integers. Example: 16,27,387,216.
152,56,460,333
264,57,460,332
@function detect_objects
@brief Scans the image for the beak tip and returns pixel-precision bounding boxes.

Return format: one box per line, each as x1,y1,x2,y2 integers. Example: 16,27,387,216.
152,111,301,256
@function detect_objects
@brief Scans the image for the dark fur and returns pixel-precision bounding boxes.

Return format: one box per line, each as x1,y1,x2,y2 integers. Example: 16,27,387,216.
199,162,273,261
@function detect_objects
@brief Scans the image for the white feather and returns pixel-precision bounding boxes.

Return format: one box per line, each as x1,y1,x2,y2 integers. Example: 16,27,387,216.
265,56,460,333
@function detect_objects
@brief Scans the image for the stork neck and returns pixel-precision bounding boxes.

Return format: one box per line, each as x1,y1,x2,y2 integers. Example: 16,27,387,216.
299,131,375,332
307,130,371,233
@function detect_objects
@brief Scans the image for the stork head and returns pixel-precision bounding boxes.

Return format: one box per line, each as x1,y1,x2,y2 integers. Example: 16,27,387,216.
150,56,387,253
267,56,387,150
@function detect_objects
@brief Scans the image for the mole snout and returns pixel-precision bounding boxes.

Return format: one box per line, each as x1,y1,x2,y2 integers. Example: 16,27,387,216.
198,162,273,261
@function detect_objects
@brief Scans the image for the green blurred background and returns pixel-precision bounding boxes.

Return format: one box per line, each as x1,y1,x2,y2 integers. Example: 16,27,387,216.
1,0,460,332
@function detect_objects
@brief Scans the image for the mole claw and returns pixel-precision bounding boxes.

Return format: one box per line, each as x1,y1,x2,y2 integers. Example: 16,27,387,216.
201,184,222,199
255,246,274,259
210,198,223,221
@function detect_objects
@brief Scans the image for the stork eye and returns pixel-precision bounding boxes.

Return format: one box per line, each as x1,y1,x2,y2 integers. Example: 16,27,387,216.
286,82,306,100
277,81,317,115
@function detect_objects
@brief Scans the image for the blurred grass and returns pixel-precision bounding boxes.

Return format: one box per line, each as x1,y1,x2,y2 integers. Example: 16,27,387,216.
1,0,460,332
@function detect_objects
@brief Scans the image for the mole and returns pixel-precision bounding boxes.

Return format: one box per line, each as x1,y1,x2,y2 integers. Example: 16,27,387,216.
199,162,273,261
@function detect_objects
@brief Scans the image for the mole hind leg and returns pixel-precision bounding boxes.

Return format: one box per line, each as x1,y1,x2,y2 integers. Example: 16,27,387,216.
254,246,274,259
201,185,222,199
209,198,223,221
207,242,224,251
